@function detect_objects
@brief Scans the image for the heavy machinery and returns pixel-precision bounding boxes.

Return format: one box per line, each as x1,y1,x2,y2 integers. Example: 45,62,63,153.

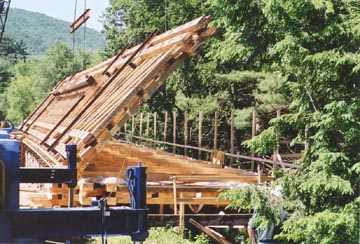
0,13,214,242
0,0,10,42
0,127,149,243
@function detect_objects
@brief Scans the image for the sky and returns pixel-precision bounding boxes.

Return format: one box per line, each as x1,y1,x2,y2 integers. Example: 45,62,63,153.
10,0,109,31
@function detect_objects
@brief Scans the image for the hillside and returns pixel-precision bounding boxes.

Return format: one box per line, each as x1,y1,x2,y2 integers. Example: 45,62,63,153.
4,8,105,56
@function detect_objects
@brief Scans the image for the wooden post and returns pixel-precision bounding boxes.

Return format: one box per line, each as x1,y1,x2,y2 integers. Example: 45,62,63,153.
257,163,262,184
164,111,168,142
230,111,235,166
198,112,203,160
124,122,127,140
173,111,177,154
131,115,135,140
189,218,232,244
272,110,281,176
251,111,256,172
139,112,143,137
172,176,177,214
304,124,309,151
214,111,218,150
179,193,185,234
146,112,150,139
184,112,188,157
153,112,157,140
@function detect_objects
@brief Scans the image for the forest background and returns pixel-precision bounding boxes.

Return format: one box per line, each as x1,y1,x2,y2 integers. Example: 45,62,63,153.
0,1,359,243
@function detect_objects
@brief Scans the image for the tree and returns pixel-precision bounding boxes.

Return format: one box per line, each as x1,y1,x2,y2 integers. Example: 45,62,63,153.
102,2,360,242
240,1,360,243
0,37,29,64
0,58,12,94
0,42,95,123
3,76,37,123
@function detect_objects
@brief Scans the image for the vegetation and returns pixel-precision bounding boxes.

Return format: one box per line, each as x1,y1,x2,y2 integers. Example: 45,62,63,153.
0,0,358,243
91,227,210,244
0,39,102,123
5,8,105,56
102,0,360,243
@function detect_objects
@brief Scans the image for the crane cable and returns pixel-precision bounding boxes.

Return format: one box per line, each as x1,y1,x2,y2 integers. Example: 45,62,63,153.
72,0,77,71
72,0,87,71
83,0,87,70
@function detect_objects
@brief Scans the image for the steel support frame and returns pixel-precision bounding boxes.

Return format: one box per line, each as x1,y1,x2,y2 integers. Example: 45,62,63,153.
1,207,148,241
0,138,149,242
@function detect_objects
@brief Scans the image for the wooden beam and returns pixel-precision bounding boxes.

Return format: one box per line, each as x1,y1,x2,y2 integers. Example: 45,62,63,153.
184,112,188,157
189,218,232,244
173,111,176,154
198,112,202,160
70,9,90,33
48,29,158,150
41,95,85,146
230,111,234,166
171,175,274,183
147,213,252,228
214,111,218,150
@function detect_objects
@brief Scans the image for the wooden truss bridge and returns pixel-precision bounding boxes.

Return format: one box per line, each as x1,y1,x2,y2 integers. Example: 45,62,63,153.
15,17,298,220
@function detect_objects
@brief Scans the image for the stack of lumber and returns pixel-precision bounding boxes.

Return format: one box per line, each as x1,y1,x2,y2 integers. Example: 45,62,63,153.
23,139,273,208
17,16,273,210
20,16,216,168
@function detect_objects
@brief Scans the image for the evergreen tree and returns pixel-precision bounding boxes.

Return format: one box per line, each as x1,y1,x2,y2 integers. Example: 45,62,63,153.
0,37,29,64
102,0,360,243
231,1,360,243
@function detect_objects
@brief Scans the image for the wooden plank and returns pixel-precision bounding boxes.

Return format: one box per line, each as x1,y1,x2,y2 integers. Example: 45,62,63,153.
102,45,128,75
173,111,176,154
230,111,234,166
177,197,229,205
189,218,232,244
198,112,202,160
251,111,256,171
184,112,188,157
48,29,159,151
41,95,85,146
214,111,218,150
171,175,273,183
148,213,252,228
163,111,168,142
70,9,90,33
23,94,56,133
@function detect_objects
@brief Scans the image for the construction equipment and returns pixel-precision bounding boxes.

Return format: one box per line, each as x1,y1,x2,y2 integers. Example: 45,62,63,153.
0,128,149,243
0,15,215,242
0,0,10,42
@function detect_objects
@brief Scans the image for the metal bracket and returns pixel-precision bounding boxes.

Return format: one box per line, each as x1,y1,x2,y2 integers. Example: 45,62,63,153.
19,168,77,187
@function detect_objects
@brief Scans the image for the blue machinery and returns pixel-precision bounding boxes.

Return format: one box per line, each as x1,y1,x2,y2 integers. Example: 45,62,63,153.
0,134,149,243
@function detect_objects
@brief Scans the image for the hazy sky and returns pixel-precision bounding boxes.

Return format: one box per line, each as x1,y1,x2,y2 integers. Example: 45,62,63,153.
10,0,109,31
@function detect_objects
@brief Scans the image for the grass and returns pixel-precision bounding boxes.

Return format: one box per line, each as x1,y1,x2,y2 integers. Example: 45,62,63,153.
89,227,210,244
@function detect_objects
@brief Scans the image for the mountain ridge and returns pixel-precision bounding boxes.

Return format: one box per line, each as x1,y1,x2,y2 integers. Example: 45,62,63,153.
4,8,106,56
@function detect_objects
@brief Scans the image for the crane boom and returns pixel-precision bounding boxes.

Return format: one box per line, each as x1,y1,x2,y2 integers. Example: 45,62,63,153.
0,0,11,42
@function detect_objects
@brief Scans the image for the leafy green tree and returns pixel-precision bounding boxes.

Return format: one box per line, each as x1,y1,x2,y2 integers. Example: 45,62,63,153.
3,76,37,123
41,42,77,89
0,42,96,123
